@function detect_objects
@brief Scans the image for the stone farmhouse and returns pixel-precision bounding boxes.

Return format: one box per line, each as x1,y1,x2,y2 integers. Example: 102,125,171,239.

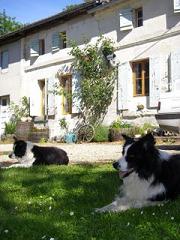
0,0,180,138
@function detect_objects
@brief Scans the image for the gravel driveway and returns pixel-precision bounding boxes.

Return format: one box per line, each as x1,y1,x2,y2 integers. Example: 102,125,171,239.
0,142,122,164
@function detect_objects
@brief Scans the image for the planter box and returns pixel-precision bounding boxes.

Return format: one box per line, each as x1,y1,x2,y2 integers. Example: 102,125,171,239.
15,122,33,141
109,128,132,142
29,129,49,143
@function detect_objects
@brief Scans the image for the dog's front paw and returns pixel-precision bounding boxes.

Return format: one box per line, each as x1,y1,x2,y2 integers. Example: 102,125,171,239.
94,201,118,213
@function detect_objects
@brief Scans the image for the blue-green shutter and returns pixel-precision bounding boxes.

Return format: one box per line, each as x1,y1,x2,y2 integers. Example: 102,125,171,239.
174,0,180,12
30,38,39,57
52,33,60,52
1,50,9,69
119,8,133,31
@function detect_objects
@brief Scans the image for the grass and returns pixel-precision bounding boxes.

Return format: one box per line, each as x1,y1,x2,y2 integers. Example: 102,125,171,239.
0,164,179,240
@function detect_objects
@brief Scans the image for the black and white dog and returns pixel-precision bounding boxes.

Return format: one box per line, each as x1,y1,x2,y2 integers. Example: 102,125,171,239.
96,133,180,212
7,137,69,168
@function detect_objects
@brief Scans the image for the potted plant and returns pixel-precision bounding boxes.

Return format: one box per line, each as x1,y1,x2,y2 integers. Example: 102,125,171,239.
108,119,132,142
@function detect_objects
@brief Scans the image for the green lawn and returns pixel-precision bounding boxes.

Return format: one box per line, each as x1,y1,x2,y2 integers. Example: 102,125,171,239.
0,164,179,240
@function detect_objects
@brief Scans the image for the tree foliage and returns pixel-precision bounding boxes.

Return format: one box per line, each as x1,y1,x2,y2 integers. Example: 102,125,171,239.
70,37,117,125
0,9,23,36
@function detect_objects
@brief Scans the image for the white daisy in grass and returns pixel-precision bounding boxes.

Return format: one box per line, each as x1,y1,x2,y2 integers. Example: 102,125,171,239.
70,211,74,216
171,217,174,220
152,212,155,216
41,235,46,239
49,238,55,240
127,222,130,226
4,229,9,233
165,211,169,215
140,211,143,215
49,206,52,210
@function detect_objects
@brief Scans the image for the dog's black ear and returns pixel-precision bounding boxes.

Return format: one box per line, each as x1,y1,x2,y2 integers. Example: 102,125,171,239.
13,136,18,142
141,133,155,148
122,134,134,143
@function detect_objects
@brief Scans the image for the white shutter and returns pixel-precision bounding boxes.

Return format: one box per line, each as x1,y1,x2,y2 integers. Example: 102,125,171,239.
30,84,41,117
160,55,170,93
52,32,60,52
171,52,180,92
174,0,180,12
149,57,161,107
72,71,81,113
117,62,131,110
119,8,133,31
47,77,56,116
30,39,39,57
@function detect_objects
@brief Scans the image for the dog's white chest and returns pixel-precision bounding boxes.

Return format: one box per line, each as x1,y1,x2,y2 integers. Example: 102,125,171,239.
122,172,165,200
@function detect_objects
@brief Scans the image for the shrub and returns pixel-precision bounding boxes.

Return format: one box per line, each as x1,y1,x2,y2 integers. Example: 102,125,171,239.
110,119,132,129
128,123,156,137
4,121,16,135
93,125,109,142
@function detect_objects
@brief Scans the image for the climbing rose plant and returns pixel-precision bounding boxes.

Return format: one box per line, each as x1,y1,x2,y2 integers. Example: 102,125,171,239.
70,37,117,125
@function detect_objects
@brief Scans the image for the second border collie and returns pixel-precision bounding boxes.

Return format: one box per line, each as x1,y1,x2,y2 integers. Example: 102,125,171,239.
96,133,180,212
7,137,69,168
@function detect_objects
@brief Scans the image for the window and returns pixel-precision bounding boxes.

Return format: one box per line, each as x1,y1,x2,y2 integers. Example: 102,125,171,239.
135,8,143,27
39,39,45,55
61,75,72,114
52,31,67,52
132,60,149,96
0,96,9,107
2,98,7,106
60,31,67,49
1,50,8,69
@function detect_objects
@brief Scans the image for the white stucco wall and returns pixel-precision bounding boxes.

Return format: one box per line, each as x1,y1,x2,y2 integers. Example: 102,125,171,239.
0,40,22,103
1,0,180,137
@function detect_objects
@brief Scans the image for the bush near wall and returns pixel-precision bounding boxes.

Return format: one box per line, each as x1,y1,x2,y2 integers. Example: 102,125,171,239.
93,125,109,142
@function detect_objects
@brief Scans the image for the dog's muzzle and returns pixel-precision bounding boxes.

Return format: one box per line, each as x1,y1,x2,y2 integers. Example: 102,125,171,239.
113,161,119,170
113,161,134,178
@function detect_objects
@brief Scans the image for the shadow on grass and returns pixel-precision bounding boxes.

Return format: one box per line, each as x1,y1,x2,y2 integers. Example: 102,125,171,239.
0,165,180,240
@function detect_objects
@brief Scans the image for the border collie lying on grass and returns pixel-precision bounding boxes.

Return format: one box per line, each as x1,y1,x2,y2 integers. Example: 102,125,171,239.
96,133,180,212
7,137,69,168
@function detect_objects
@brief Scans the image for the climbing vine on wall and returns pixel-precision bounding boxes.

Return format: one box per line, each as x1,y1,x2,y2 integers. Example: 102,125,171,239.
70,37,117,125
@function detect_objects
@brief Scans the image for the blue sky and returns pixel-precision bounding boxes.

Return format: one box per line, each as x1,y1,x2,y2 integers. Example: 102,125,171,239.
0,0,84,24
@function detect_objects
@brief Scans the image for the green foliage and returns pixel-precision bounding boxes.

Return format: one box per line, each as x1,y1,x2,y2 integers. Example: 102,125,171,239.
93,125,109,142
39,137,48,144
110,119,132,129
10,96,30,123
59,118,68,130
101,38,115,56
63,4,79,11
4,121,16,135
128,123,156,137
70,37,117,125
0,9,23,36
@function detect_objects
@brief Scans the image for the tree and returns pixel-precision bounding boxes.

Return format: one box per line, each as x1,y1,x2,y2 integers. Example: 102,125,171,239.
69,37,117,125
63,4,79,11
0,9,23,36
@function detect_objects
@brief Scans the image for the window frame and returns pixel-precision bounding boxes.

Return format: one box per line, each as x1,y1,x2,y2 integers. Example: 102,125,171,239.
60,31,67,49
39,39,45,55
132,59,149,97
134,7,143,28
